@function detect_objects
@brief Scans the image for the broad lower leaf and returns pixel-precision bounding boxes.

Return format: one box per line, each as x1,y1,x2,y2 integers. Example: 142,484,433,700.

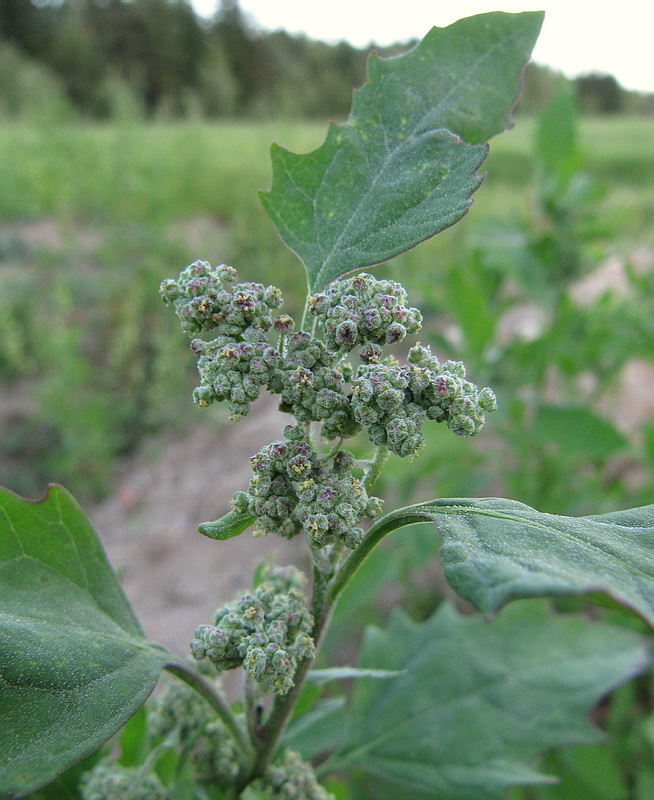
367,498,654,625
333,600,647,800
261,11,544,292
0,485,174,796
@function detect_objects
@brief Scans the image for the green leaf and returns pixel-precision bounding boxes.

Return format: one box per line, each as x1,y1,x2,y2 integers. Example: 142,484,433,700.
0,485,174,797
535,87,582,188
537,744,629,800
532,404,629,459
369,498,654,625
199,509,255,541
445,261,497,358
283,697,348,761
118,705,150,768
307,667,406,685
261,11,544,291
333,600,647,800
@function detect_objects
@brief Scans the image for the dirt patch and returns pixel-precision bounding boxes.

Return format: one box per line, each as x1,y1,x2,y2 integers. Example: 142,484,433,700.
90,397,308,660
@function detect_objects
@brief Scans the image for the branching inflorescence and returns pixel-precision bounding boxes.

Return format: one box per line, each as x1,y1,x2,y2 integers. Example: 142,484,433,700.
161,261,496,554
161,262,495,456
159,260,496,786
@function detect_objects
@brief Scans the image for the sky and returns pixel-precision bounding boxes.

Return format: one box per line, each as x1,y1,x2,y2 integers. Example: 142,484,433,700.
192,0,654,94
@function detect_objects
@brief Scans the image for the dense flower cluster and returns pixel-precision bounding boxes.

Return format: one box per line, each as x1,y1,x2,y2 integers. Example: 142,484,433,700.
272,332,357,438
148,676,240,788
234,426,382,548
161,261,288,419
190,565,315,695
160,260,283,339
148,671,216,741
352,344,497,458
257,749,334,800
309,272,422,361
80,762,166,800
162,263,496,538
191,337,282,417
192,719,241,788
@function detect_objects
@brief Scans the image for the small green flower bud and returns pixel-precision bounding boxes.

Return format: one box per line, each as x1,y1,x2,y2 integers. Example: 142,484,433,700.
309,273,422,356
162,261,286,342
259,750,334,800
80,762,166,800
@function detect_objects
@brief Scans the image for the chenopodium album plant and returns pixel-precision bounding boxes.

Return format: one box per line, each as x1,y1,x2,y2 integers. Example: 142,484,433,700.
2,11,654,800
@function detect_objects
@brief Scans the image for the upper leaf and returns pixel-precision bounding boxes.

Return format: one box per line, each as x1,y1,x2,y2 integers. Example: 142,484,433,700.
260,11,544,292
0,485,174,796
333,600,647,800
371,498,654,625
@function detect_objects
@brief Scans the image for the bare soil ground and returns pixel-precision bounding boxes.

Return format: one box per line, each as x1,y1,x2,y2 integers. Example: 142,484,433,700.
90,397,309,660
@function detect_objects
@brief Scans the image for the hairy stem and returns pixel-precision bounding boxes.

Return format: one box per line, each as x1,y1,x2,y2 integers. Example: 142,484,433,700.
328,506,428,608
164,661,254,764
363,443,389,493
245,672,263,746
299,294,311,332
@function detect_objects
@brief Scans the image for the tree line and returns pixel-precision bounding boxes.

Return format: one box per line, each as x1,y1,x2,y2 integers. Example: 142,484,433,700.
1,0,651,120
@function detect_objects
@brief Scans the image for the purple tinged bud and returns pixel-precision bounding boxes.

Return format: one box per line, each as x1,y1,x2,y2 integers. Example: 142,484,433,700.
273,314,294,333
335,319,359,347
386,322,407,344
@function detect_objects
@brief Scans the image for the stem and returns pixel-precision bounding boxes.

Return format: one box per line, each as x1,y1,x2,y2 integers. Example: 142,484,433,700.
299,294,311,332
236,564,333,787
327,506,429,609
363,444,389,493
245,672,263,745
164,661,254,764
232,508,422,791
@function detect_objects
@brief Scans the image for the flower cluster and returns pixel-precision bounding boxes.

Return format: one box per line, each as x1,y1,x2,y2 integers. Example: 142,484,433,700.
148,672,215,741
190,565,315,695
234,426,382,548
148,676,240,788
294,450,383,549
192,719,241,788
162,263,496,539
272,332,357,438
191,338,282,417
160,260,282,339
309,272,422,361
160,261,287,419
80,762,166,800
352,344,497,458
257,749,334,800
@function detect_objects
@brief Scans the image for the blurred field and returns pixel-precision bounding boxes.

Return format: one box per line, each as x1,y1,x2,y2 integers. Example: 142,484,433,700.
1,115,653,227
0,114,653,502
